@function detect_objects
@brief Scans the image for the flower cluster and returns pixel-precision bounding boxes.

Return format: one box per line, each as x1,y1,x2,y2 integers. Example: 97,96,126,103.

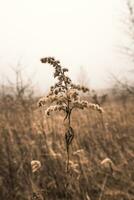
38,57,103,115
40,57,71,85
45,105,66,116
70,84,89,93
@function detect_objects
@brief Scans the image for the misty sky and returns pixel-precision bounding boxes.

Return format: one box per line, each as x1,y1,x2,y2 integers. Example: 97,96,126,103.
0,0,132,91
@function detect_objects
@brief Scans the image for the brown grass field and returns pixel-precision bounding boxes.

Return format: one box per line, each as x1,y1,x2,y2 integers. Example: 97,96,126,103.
0,88,134,200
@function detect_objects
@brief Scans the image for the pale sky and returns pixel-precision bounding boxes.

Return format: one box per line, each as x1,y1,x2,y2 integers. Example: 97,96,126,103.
0,0,132,91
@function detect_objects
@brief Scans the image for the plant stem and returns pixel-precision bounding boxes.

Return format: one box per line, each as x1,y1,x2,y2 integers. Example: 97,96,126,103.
98,174,108,200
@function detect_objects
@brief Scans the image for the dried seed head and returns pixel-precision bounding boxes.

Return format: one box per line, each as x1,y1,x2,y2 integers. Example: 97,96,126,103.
101,158,113,166
54,88,59,95
63,68,68,73
37,97,47,107
101,158,114,173
54,71,60,78
50,86,54,91
81,86,89,93
72,100,84,109
70,84,89,92
45,105,67,116
81,100,88,107
67,89,78,100
39,57,104,117
40,57,47,63
88,103,103,113
31,160,41,173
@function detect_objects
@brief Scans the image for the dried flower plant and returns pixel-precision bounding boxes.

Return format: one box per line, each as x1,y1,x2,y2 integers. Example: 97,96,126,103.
38,57,103,172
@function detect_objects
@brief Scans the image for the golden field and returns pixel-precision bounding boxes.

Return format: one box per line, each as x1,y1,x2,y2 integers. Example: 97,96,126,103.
0,89,134,200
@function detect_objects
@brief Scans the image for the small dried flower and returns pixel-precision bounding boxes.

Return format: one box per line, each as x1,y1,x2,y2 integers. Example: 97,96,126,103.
54,71,60,78
54,88,59,95
81,100,88,107
50,86,54,91
88,103,103,113
31,160,41,173
101,158,114,173
67,89,78,100
73,100,84,109
81,86,89,93
63,68,68,73
37,97,47,107
40,57,47,63
45,105,66,115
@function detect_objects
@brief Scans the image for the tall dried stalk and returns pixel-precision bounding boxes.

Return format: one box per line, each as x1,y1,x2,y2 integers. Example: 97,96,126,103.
38,57,103,172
